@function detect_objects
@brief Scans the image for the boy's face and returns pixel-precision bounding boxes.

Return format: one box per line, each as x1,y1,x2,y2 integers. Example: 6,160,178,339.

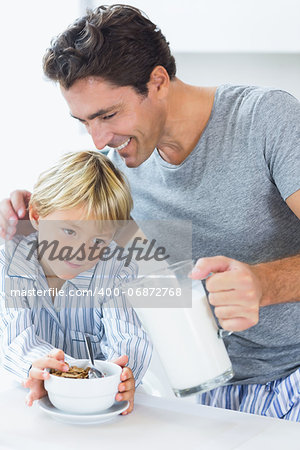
30,205,116,280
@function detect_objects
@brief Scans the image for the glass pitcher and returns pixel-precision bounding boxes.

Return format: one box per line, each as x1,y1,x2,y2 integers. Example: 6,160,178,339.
123,259,234,397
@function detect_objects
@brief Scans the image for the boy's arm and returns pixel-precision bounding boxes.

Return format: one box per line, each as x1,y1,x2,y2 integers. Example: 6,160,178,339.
0,299,75,383
0,242,56,380
0,300,56,380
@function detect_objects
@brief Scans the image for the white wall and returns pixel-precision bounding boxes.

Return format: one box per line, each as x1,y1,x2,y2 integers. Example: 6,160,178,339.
1,0,299,199
90,0,300,52
175,52,300,100
1,0,90,198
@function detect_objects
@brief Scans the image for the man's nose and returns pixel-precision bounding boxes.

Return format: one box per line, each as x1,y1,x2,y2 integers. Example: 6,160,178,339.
88,122,113,150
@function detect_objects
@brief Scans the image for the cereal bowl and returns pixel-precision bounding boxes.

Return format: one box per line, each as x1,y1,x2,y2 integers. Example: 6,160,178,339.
44,359,122,414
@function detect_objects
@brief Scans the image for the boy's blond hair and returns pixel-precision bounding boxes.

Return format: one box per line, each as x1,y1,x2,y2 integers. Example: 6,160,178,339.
29,151,133,220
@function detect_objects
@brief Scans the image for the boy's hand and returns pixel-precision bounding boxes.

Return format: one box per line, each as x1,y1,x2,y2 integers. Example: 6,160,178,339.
22,348,68,406
112,355,135,415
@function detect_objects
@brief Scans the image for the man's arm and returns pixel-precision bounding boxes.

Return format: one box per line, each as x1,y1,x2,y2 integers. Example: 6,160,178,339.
286,189,300,218
253,253,300,307
191,189,300,332
254,189,300,306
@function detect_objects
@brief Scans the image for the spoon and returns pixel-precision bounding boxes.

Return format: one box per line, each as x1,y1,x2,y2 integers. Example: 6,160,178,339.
84,334,104,379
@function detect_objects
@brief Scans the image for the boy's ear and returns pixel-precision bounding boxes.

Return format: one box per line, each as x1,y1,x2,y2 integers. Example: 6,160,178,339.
29,206,39,230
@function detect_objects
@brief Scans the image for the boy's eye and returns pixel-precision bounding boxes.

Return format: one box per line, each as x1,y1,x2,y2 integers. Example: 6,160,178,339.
63,228,76,236
93,238,106,246
102,112,117,120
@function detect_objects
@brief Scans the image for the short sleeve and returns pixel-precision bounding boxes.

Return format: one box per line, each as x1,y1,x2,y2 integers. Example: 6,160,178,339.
258,90,300,201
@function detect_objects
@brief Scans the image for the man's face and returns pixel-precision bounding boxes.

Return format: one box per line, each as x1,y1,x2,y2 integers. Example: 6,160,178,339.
61,77,166,168
32,206,116,280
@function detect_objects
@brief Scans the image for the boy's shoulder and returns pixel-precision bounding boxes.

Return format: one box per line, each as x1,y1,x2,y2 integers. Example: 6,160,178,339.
0,233,38,277
0,235,24,263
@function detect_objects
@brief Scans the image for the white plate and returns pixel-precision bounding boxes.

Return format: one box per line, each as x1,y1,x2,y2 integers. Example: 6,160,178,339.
38,396,129,425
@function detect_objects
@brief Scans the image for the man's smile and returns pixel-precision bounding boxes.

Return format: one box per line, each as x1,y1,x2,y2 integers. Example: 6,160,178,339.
108,137,131,151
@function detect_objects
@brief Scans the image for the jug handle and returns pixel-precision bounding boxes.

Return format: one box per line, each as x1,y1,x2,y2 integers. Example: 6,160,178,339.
218,329,233,339
201,272,234,340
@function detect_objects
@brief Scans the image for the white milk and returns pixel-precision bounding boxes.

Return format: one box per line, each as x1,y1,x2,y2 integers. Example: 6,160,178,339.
135,283,232,392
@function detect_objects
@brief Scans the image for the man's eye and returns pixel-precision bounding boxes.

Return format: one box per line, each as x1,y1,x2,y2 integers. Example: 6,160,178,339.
63,228,76,236
102,112,117,120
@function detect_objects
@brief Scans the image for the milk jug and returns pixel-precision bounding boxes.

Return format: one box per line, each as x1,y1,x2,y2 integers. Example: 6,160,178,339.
123,260,234,397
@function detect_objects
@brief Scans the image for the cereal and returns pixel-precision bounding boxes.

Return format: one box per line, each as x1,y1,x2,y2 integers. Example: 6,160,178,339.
50,363,91,379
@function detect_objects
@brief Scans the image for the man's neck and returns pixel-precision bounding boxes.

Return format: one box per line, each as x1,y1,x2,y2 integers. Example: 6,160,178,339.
157,79,217,165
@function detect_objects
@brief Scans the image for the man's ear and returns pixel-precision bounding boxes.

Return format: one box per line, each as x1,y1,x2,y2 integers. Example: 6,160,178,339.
29,206,39,231
147,65,170,99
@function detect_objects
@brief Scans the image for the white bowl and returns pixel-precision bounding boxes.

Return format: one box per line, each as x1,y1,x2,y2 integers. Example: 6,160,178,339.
44,359,122,414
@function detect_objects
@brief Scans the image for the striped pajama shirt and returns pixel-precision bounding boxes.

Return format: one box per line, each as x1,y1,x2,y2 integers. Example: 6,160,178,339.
0,234,152,386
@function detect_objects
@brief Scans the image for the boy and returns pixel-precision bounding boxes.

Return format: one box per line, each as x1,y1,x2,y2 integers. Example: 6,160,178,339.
0,150,152,414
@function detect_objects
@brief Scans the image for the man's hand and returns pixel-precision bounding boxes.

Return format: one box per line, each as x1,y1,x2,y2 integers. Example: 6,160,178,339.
112,355,135,415
0,190,31,239
22,349,68,406
191,256,263,332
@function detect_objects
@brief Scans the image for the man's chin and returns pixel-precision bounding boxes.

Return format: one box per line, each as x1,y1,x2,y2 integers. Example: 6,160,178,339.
121,152,153,168
123,158,141,168
118,153,136,167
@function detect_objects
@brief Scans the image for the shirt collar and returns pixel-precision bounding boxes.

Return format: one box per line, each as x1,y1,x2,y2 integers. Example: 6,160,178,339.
7,232,40,280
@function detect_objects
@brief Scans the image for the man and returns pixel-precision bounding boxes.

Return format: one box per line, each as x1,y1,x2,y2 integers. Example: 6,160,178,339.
1,5,300,420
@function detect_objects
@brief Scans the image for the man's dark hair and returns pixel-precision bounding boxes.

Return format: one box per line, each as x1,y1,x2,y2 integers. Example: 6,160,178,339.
43,4,176,95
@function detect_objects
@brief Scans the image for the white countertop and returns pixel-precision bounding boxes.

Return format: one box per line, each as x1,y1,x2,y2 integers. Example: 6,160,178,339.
0,380,299,450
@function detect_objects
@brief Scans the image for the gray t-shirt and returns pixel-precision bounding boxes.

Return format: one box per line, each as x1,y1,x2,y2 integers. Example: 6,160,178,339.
109,84,300,385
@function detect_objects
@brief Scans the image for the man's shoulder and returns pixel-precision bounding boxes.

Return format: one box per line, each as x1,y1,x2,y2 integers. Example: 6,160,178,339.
217,84,299,114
